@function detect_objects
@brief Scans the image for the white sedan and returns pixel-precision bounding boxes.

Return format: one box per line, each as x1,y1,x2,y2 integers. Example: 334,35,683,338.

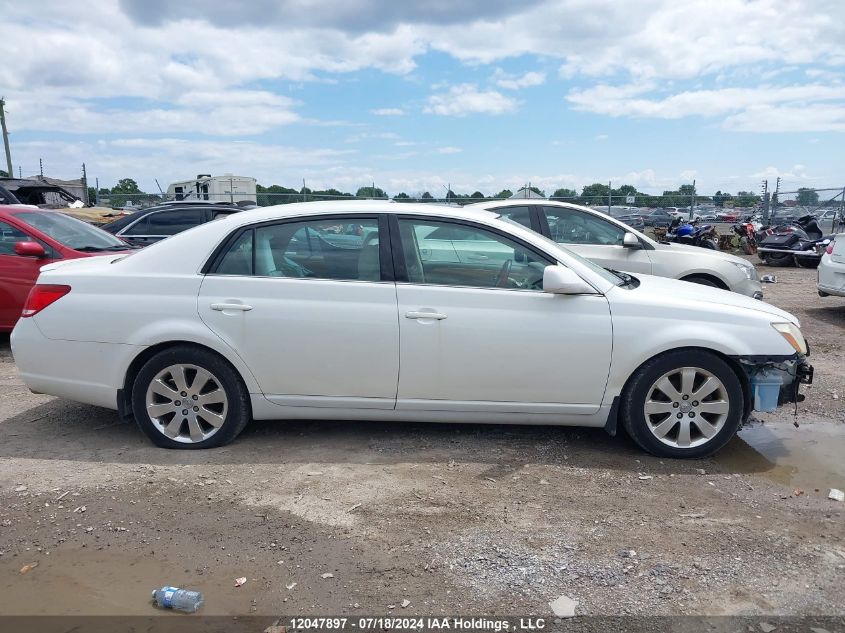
818,234,845,297
465,200,762,298
11,201,812,458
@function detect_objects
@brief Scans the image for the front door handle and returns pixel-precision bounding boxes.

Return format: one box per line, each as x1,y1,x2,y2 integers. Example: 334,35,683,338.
211,302,253,312
405,311,447,320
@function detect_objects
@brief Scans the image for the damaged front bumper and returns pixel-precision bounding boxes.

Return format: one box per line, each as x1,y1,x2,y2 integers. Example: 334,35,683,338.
734,353,814,414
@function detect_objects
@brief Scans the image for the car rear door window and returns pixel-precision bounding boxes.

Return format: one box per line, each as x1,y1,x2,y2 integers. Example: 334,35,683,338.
212,217,382,281
494,205,532,229
542,206,626,246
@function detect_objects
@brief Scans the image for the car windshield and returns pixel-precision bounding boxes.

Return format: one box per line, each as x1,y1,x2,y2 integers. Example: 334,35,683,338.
497,216,625,286
16,211,128,251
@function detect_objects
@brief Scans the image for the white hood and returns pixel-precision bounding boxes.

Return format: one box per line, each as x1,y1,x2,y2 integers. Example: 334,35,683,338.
621,273,799,325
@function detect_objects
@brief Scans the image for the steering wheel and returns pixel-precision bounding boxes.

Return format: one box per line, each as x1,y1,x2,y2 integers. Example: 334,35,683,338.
495,259,512,288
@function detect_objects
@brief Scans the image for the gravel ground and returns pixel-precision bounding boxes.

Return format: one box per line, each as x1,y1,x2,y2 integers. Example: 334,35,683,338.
0,260,843,621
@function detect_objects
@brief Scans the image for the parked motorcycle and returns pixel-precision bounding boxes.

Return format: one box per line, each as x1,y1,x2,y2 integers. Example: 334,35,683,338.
757,214,831,268
731,221,758,255
667,217,718,250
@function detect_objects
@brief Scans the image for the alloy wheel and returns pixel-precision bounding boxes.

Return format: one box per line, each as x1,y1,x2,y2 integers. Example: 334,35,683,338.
145,363,228,444
642,366,730,449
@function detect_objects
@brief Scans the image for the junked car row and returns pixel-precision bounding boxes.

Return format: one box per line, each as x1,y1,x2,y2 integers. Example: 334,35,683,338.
6,199,817,459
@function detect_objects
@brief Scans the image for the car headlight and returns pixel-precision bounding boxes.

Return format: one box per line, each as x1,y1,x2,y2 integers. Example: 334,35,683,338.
731,261,758,281
771,322,808,354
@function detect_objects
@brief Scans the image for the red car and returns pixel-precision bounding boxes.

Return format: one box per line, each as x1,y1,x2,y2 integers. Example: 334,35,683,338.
0,205,132,332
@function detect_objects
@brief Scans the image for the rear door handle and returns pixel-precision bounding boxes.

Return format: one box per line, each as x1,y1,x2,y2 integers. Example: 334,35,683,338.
211,302,253,312
405,311,447,320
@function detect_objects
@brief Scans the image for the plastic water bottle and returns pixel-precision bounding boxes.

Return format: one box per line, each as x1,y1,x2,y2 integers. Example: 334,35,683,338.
151,586,204,613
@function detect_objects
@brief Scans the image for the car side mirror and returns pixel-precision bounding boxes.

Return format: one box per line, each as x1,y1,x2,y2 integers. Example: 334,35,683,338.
543,265,595,295
14,241,47,258
622,232,641,248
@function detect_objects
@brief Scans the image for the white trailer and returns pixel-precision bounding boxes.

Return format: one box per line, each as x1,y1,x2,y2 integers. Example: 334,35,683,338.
167,174,257,204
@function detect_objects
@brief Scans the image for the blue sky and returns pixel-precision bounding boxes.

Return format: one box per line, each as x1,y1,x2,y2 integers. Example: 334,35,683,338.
1,0,843,197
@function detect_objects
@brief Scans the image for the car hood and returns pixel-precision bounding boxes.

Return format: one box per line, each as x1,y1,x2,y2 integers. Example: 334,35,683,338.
651,241,751,266
619,273,799,325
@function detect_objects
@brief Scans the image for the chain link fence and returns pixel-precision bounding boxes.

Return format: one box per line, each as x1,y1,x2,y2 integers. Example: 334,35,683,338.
95,186,845,234
769,187,845,234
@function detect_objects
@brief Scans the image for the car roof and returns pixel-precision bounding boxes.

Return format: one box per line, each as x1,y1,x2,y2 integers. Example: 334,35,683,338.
218,199,500,228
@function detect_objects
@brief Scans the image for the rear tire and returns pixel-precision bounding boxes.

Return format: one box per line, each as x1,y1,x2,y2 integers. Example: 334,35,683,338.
796,258,820,269
131,346,251,449
621,350,744,458
699,239,717,250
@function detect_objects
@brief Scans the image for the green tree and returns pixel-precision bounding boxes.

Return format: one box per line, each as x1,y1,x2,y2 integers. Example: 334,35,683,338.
734,191,760,207
552,188,578,199
470,191,485,199
393,192,410,200
87,187,97,203
256,184,299,205
420,191,434,202
111,178,142,195
581,183,610,204
356,186,387,199
494,189,512,199
0,169,7,177
796,188,819,206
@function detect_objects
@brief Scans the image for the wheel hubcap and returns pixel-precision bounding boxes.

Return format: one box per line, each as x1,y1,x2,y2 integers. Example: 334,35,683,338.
643,367,730,449
145,364,228,444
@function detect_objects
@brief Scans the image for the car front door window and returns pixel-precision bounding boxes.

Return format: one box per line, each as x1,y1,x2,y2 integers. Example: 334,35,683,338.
397,218,550,290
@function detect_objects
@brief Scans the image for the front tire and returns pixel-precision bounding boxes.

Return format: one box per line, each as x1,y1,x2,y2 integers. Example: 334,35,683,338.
621,350,744,458
131,346,251,449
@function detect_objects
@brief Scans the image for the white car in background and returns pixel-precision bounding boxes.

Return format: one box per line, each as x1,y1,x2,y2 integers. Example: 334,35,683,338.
11,201,811,458
466,200,763,298
818,235,845,297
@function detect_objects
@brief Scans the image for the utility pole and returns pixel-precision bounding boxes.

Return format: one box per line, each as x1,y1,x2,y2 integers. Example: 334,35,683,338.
607,181,612,214
772,176,781,212
95,177,100,205
39,158,43,178
81,163,88,205
0,98,12,178
761,179,770,224
689,179,696,220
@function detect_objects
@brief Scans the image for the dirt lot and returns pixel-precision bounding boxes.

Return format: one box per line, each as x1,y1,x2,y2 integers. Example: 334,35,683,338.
0,261,843,624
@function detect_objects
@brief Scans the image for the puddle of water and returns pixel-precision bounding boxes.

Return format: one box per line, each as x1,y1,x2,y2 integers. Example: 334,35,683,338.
717,419,845,494
0,548,268,615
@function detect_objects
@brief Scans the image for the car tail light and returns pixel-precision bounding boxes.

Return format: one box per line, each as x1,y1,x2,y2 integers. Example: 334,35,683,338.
826,239,835,255
21,284,71,318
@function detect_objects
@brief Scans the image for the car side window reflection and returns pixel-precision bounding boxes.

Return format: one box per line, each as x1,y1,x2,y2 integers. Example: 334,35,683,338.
495,205,532,229
542,206,625,246
397,218,551,290
0,221,31,256
212,217,381,282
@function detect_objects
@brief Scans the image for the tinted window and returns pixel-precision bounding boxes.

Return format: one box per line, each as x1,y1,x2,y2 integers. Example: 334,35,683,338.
125,209,205,236
213,217,381,281
543,206,626,246
0,221,30,255
398,218,550,290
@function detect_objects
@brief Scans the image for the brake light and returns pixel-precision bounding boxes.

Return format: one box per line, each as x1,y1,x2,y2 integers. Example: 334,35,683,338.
21,284,71,318
827,239,835,255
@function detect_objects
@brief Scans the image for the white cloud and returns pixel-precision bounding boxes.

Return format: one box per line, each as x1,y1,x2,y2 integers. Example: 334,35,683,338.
594,134,608,141
567,83,845,132
424,84,519,116
371,108,406,116
492,69,546,90
436,146,463,154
